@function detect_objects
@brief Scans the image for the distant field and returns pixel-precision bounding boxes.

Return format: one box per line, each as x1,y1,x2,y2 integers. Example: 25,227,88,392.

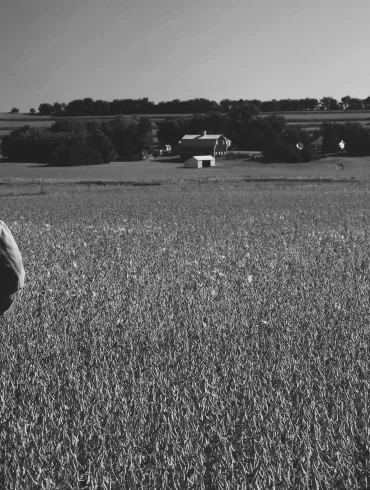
2,110,370,138
3,110,370,125
1,156,370,188
261,110,370,130
0,120,55,130
263,110,370,121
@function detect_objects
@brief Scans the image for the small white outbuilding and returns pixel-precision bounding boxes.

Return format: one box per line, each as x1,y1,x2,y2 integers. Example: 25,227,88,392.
185,155,215,168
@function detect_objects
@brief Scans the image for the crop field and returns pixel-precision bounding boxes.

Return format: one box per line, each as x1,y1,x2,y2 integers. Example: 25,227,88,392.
1,182,370,488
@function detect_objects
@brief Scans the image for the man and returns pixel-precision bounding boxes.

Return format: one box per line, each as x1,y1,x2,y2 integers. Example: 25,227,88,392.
0,220,25,316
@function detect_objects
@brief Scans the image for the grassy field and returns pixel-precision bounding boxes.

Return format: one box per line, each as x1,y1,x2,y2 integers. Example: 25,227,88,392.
1,182,370,488
1,156,370,191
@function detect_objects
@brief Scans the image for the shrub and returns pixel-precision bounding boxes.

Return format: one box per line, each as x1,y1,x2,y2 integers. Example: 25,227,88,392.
322,123,340,153
99,116,153,160
1,128,60,163
48,140,103,166
301,145,316,162
320,122,370,156
342,123,370,156
51,119,89,136
86,130,117,163
263,142,303,163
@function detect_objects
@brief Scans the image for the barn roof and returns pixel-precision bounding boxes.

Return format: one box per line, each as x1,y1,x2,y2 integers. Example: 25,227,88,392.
181,134,223,140
180,137,224,148
181,135,200,140
312,136,323,146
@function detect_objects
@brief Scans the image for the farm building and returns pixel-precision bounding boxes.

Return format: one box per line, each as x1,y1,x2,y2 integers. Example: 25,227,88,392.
185,155,215,168
153,144,171,156
179,131,231,161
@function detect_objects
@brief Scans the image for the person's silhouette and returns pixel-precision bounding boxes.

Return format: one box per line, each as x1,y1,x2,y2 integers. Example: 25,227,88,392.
0,221,25,316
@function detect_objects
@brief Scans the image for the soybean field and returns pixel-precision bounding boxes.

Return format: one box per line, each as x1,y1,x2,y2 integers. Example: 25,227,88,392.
1,181,369,488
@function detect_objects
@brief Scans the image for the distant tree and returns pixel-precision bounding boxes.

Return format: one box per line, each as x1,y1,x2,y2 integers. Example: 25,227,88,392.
278,99,296,111
1,127,64,162
341,122,370,156
319,97,340,111
363,96,370,109
301,145,316,162
249,99,262,110
86,130,117,163
65,99,90,116
260,99,279,112
10,108,19,114
92,99,112,116
229,102,260,123
298,98,319,111
137,117,154,149
98,115,152,160
321,123,340,153
38,103,53,115
347,98,363,110
263,141,302,163
29,108,36,115
51,102,66,116
340,95,352,110
219,99,233,113
51,118,87,134
157,118,186,145
49,140,103,166
204,111,226,133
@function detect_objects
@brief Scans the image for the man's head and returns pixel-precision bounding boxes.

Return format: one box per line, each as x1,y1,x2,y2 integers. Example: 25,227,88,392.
0,221,25,316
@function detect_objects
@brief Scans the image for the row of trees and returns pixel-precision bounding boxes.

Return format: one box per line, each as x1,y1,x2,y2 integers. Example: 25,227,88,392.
4,102,370,164
322,122,370,156
2,105,315,164
9,95,370,118
0,116,154,165
157,102,370,161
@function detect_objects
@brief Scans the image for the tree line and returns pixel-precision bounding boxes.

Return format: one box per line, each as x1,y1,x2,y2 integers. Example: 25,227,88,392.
3,103,370,165
156,103,370,161
0,116,154,165
8,94,370,117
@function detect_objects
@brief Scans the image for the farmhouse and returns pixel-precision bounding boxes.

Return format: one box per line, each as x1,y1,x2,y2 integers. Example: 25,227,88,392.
185,155,215,168
179,131,231,162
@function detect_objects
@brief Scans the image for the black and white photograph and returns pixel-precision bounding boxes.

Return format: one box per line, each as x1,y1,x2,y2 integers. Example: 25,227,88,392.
1,0,370,487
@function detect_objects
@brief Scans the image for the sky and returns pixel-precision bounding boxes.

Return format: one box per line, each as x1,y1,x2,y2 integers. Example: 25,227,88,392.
1,0,370,112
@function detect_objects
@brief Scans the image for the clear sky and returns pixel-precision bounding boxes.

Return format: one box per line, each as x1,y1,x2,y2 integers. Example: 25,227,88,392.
1,0,369,112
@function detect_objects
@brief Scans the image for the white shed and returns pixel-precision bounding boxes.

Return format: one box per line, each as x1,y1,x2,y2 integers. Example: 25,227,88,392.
185,155,215,168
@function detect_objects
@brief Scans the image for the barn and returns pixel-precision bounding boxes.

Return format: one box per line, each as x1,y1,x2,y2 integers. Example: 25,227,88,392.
179,131,231,162
185,155,215,168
